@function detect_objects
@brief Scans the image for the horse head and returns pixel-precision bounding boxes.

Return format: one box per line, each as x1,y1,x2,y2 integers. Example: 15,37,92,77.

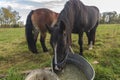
47,21,69,72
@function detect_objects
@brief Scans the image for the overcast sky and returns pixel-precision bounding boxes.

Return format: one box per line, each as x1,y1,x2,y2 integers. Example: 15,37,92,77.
0,0,120,24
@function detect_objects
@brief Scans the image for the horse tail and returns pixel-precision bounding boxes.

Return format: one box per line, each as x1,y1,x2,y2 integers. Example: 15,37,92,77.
25,10,38,53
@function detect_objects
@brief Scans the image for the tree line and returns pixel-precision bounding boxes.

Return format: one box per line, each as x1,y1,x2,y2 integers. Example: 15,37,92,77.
0,6,24,28
100,11,120,24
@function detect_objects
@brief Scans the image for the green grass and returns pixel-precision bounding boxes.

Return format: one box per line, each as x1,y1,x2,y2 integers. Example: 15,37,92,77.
0,24,120,80
0,68,25,80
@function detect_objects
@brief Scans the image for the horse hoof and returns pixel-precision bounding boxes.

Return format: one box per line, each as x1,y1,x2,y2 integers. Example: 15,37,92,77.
88,47,93,50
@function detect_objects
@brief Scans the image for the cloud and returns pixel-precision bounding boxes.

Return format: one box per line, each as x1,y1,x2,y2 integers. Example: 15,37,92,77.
0,0,67,11
30,0,55,3
30,0,66,3
0,1,36,10
29,0,67,8
0,0,68,24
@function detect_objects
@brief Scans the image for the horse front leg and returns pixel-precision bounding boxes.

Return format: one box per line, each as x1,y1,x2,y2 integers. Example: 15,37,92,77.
40,32,48,52
78,33,83,55
69,35,74,54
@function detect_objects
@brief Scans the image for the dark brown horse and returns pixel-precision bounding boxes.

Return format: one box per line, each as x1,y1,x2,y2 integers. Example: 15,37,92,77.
47,0,99,72
25,8,58,53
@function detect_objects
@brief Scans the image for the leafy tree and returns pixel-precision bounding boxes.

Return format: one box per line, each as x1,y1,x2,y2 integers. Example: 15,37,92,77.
1,7,13,25
0,6,22,28
100,11,120,24
0,9,4,25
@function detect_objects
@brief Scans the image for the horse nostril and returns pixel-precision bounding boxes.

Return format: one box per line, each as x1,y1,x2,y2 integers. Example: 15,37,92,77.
55,65,63,71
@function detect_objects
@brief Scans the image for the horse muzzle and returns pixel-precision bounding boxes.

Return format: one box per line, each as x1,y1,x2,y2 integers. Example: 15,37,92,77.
52,57,66,73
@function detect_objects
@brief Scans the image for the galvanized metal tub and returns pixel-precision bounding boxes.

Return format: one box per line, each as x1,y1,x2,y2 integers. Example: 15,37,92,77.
52,53,95,80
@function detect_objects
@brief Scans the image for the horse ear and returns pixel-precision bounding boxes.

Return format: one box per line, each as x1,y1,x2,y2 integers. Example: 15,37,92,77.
46,24,53,33
59,20,66,33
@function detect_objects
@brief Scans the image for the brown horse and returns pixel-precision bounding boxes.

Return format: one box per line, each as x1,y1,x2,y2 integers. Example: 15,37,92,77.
25,8,59,53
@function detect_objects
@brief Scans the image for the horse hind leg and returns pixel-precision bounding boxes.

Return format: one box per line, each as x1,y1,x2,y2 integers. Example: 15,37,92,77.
33,29,39,43
89,41,93,50
88,23,98,50
40,32,48,52
86,32,93,50
86,30,94,50
86,32,90,45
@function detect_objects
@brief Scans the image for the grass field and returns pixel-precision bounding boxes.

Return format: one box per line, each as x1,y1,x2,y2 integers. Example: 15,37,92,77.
0,24,120,80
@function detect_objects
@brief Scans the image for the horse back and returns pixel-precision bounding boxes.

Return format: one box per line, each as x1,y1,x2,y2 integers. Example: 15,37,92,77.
31,8,58,32
72,2,99,32
87,6,99,20
82,6,99,31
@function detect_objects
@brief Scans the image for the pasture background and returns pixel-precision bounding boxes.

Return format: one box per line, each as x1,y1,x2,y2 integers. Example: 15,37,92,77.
0,24,120,80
